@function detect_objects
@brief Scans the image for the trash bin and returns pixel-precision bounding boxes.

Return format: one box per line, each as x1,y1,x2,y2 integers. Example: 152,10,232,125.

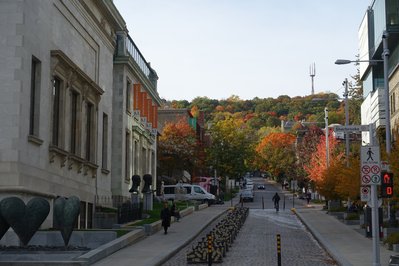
364,206,383,238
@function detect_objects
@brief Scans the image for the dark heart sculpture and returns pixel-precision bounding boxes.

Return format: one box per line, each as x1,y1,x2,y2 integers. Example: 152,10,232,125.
54,196,80,246
0,211,10,241
0,197,50,246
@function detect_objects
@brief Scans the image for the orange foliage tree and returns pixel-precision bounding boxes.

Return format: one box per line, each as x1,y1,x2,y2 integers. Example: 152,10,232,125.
334,156,360,201
255,132,296,180
158,118,198,177
304,130,344,199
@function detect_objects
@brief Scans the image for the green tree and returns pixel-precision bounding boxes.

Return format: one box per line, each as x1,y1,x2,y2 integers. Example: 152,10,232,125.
206,117,254,179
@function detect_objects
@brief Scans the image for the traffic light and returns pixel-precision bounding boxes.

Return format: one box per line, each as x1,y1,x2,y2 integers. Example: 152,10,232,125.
381,171,394,198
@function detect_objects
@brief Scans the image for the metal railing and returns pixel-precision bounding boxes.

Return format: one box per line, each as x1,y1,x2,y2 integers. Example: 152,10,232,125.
126,35,151,78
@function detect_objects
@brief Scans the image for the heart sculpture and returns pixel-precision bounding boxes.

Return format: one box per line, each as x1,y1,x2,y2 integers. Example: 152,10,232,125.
54,196,80,246
0,197,50,246
0,211,10,241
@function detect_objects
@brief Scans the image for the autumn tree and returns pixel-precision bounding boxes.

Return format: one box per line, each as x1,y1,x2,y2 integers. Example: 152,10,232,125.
255,132,296,181
158,118,198,178
304,130,344,199
206,117,254,179
334,156,360,200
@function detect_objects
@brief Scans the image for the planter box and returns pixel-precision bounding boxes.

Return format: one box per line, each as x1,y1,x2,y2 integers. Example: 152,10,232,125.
329,211,345,220
343,219,360,225
383,227,399,241
143,220,162,236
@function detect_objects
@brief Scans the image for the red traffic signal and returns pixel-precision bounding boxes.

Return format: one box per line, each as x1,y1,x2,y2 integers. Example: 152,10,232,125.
381,171,394,198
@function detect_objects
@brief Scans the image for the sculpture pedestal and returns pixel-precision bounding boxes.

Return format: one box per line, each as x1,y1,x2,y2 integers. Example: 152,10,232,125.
131,194,140,208
143,192,153,211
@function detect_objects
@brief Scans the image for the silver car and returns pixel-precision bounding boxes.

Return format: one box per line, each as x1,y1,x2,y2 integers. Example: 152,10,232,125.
241,189,254,202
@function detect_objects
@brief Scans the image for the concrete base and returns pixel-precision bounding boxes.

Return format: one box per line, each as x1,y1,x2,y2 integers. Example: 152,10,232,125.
0,230,117,249
143,193,153,211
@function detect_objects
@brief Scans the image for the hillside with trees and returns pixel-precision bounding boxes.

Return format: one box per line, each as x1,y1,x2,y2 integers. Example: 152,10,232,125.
157,72,393,204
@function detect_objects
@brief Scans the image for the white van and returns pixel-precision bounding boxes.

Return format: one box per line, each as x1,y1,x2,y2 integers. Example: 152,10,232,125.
162,184,216,204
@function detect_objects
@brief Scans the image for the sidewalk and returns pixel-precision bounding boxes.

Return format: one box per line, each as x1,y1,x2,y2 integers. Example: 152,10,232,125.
296,205,397,266
92,200,238,266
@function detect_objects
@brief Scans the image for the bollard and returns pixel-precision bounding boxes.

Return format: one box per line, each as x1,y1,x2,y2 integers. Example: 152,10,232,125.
276,234,281,266
283,195,285,211
207,234,213,266
262,196,264,209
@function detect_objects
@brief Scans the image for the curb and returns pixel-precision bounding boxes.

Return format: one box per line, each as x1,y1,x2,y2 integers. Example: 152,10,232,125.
294,209,353,266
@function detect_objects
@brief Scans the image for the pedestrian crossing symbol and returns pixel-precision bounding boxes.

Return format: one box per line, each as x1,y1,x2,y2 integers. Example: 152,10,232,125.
360,146,380,185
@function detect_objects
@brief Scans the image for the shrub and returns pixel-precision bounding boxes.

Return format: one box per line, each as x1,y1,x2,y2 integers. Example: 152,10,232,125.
384,232,399,245
345,213,360,220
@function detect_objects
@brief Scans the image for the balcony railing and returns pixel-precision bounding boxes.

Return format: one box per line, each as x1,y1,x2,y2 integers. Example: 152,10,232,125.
126,35,151,78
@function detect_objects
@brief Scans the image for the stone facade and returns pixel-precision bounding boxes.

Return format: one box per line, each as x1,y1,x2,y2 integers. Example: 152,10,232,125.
389,67,399,141
0,0,161,228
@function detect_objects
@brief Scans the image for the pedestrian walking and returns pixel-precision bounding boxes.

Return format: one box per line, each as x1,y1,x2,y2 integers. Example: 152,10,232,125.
306,193,311,205
170,199,181,222
272,192,280,211
160,201,171,234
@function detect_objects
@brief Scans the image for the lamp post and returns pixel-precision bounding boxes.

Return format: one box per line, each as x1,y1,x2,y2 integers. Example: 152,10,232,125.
334,33,390,154
335,31,390,266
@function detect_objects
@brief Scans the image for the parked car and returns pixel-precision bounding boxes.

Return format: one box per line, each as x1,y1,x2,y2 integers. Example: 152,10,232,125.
257,185,265,190
240,189,254,202
162,184,216,204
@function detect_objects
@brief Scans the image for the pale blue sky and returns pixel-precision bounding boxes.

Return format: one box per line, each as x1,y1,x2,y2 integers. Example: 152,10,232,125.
114,0,372,101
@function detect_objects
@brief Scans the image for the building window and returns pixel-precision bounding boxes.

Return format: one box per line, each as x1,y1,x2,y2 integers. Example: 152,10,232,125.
142,147,147,174
85,102,94,162
52,77,61,146
51,50,104,167
134,140,138,174
125,131,131,181
71,91,79,154
126,80,131,113
102,113,108,169
29,56,41,136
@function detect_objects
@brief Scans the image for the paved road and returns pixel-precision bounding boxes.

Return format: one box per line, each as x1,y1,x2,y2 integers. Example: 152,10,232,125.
162,179,337,265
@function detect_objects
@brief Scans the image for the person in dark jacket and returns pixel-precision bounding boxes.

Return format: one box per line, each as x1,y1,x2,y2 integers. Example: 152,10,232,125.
272,192,280,211
160,201,171,234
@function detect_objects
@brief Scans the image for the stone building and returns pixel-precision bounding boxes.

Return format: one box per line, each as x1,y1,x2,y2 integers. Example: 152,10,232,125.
0,0,160,228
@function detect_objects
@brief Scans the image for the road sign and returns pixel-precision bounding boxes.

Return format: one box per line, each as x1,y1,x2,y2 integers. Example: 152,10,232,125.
362,175,371,184
361,146,381,185
334,125,369,132
381,161,390,172
361,186,370,202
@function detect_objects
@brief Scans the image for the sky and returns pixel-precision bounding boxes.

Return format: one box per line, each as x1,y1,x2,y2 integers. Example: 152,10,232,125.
113,0,372,101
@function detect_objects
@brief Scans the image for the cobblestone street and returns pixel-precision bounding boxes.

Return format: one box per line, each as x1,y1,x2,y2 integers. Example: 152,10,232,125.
162,208,337,266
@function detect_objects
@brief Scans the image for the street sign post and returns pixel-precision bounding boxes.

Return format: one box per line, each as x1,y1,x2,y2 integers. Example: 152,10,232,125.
361,186,371,202
361,146,381,185
334,125,370,132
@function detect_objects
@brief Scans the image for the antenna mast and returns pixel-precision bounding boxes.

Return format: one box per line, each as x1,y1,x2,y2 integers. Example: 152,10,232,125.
310,63,316,95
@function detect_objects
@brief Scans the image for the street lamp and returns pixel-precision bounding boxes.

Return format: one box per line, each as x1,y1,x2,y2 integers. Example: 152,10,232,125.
334,32,390,155
335,31,390,266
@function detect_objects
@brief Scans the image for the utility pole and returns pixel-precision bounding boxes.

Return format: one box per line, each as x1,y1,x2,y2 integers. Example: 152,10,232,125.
382,31,391,155
325,107,329,167
369,123,381,266
344,78,350,166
